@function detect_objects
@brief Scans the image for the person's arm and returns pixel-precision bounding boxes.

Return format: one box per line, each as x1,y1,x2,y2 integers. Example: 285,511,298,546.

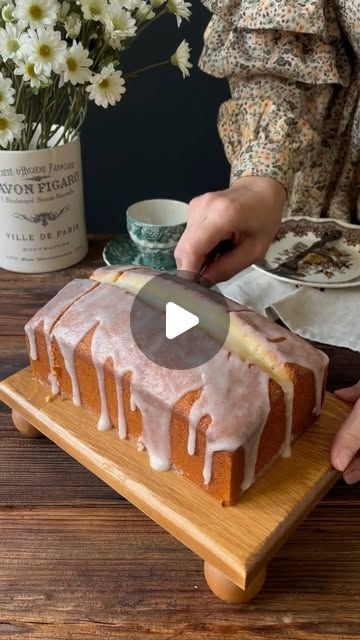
331,382,360,483
175,2,351,281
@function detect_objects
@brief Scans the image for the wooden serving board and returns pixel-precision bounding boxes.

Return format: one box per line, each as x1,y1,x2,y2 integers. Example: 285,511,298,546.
0,367,352,603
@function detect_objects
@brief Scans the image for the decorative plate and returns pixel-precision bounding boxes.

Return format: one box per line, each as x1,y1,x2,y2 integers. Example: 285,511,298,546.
103,233,176,271
253,217,360,289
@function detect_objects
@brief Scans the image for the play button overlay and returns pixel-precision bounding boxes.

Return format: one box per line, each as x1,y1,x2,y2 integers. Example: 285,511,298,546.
166,302,199,340
130,270,230,370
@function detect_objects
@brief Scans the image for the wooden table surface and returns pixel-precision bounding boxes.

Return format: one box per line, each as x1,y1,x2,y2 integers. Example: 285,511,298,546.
1,235,359,640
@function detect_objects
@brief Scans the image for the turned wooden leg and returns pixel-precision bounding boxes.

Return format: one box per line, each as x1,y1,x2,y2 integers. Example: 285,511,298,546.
12,410,42,438
204,561,266,604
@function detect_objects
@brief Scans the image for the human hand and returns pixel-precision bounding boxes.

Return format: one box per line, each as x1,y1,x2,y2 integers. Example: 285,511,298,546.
175,176,285,283
331,381,360,483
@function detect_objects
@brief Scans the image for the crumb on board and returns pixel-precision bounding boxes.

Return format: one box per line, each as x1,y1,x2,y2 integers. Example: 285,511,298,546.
282,614,293,624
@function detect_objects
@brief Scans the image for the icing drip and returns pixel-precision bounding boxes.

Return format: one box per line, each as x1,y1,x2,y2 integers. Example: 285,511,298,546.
58,339,82,407
229,310,329,454
242,431,265,491
188,354,270,488
130,383,173,471
27,326,37,362
94,357,112,431
281,380,294,458
24,279,97,365
45,282,272,485
129,380,137,412
48,372,59,396
231,310,328,414
115,374,127,438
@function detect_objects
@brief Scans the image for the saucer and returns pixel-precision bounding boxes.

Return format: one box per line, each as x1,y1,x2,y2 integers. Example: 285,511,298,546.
253,217,360,288
103,233,176,271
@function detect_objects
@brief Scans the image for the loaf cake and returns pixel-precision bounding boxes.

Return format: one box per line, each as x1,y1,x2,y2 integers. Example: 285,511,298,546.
24,265,329,505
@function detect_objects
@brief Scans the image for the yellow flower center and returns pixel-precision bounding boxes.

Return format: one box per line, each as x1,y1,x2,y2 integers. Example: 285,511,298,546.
7,39,19,53
25,63,36,78
39,44,51,58
90,3,100,16
113,16,126,30
66,57,77,72
29,4,43,20
0,117,9,131
99,78,109,89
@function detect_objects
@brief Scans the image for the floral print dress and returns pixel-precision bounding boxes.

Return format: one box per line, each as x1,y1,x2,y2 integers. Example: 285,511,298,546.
199,0,359,222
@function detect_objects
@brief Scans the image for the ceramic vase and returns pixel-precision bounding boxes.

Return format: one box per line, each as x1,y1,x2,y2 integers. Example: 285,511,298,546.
0,134,87,273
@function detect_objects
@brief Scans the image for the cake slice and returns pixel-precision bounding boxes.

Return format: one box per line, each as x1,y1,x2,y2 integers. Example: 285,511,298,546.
24,266,329,505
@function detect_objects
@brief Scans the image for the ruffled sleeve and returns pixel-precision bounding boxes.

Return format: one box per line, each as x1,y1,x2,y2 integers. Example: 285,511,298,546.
199,0,352,190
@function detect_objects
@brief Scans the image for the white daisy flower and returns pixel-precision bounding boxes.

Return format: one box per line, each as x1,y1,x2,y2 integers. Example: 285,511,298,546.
86,63,125,108
61,41,92,85
105,2,136,47
13,0,59,28
135,0,154,21
80,0,107,21
0,23,27,61
14,59,48,88
0,72,15,108
64,12,82,39
171,39,192,77
2,3,15,22
21,26,67,75
0,107,25,147
167,0,191,26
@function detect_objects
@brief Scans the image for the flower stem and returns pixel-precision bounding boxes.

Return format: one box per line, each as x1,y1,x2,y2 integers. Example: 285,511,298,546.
133,7,167,39
125,59,170,79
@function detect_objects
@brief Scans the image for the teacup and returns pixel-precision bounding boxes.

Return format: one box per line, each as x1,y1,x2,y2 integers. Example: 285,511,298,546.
126,199,187,269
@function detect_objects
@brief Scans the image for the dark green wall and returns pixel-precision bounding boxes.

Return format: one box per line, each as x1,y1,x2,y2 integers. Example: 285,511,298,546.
81,2,230,232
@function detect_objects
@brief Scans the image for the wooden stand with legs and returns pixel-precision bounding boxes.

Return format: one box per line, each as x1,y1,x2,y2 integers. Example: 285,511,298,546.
0,368,351,603
12,409,41,438
204,562,267,604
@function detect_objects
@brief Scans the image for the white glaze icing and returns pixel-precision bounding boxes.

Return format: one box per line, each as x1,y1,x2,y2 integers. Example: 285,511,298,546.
228,309,329,455
98,266,328,462
97,266,327,423
27,267,328,493
35,281,273,488
188,353,270,488
48,372,59,396
24,279,97,362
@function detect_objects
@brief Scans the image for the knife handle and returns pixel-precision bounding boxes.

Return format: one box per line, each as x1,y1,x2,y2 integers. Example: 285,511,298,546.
198,239,234,279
